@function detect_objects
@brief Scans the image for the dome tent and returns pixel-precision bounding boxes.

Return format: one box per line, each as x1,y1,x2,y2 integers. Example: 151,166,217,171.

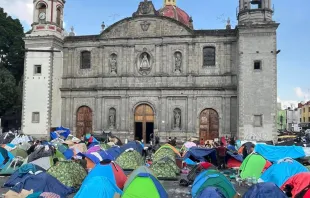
151,157,179,180
115,149,144,171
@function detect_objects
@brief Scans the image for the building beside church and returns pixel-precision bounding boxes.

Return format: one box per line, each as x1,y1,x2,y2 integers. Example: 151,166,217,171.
22,0,279,143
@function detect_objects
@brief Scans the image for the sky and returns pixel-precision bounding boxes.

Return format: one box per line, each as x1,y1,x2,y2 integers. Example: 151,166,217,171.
1,0,309,109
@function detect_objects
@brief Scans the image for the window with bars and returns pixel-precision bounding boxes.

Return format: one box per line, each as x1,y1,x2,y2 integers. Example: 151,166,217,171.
254,115,262,127
81,51,91,69
32,112,40,123
203,47,216,66
34,65,42,75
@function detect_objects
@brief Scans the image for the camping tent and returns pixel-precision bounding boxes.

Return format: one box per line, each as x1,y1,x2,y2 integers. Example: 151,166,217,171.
27,156,53,170
106,146,122,160
259,158,309,187
243,182,288,198
0,147,14,169
151,157,179,180
10,148,27,158
47,161,87,188
84,162,127,189
281,172,310,198
27,146,54,163
125,166,153,189
197,187,226,198
122,172,168,198
10,134,32,145
0,157,24,175
0,132,15,144
78,150,114,170
115,149,143,171
180,142,197,153
74,176,122,198
183,147,217,164
4,171,73,197
226,151,243,168
120,141,144,155
191,169,236,198
239,154,272,179
153,144,180,162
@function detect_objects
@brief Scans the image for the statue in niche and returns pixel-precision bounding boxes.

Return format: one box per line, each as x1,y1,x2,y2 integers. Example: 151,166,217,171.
174,109,181,129
109,108,116,129
175,52,182,73
109,54,117,74
139,52,151,75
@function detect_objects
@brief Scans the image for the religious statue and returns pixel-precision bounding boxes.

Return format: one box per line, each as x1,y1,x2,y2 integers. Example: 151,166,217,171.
109,108,116,129
110,54,117,74
175,52,182,72
140,53,150,70
174,110,181,129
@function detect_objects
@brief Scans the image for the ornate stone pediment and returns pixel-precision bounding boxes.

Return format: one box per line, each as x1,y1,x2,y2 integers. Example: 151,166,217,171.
133,0,159,16
100,17,193,39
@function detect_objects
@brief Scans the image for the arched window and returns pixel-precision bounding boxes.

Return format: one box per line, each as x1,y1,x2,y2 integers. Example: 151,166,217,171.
81,51,91,69
203,46,216,66
56,6,63,27
37,3,47,24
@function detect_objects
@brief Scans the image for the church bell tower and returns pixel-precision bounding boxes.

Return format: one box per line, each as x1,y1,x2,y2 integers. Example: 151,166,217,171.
237,0,279,142
22,0,65,138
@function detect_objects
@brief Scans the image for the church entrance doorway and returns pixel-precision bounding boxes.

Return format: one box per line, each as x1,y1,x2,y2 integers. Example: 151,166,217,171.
76,106,92,138
134,104,154,144
199,109,219,142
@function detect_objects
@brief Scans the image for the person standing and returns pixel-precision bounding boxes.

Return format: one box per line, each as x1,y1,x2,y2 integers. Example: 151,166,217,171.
216,142,227,169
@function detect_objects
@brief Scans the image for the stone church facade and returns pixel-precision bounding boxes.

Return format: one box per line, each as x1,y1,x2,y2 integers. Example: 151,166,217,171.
22,0,279,143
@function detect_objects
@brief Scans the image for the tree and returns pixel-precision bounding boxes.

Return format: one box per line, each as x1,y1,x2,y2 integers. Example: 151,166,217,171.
0,7,24,118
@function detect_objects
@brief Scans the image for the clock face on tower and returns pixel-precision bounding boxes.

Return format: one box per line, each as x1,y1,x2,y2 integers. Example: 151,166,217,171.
39,12,46,20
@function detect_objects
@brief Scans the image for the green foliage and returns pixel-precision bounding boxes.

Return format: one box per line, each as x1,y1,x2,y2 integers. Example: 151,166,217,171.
0,7,25,117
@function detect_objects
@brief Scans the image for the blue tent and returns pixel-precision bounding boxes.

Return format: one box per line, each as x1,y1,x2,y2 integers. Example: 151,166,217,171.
184,158,197,166
183,147,217,163
63,149,74,160
106,146,122,160
78,151,113,165
255,144,305,162
259,159,309,187
0,147,14,169
75,176,122,198
120,141,143,155
197,187,226,198
4,172,73,198
243,182,288,198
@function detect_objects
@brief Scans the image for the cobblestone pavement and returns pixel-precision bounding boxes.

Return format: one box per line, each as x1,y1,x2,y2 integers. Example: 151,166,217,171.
0,175,248,198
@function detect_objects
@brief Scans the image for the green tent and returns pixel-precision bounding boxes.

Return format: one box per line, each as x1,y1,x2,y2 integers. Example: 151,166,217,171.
99,143,111,150
125,166,154,190
151,157,180,180
47,161,87,188
10,148,27,158
153,148,175,162
122,170,168,198
239,154,269,179
116,150,144,171
192,169,236,198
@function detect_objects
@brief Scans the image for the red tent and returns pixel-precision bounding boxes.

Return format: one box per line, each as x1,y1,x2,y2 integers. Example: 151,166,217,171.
281,172,310,198
227,158,242,168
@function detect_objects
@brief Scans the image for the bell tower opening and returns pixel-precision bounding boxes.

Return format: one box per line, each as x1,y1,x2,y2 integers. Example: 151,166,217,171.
37,2,47,24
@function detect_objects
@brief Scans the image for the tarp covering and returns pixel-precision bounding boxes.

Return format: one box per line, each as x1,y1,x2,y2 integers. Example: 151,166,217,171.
106,146,122,160
28,157,53,170
116,150,144,171
259,158,309,187
74,176,122,198
183,147,217,163
120,141,143,155
84,162,127,189
192,169,236,198
255,144,305,162
27,146,54,163
197,187,226,198
122,172,168,198
281,172,310,197
4,172,74,198
243,182,288,198
47,161,87,188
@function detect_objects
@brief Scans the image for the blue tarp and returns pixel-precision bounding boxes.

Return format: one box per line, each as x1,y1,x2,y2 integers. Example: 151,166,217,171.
184,158,197,166
106,146,122,160
4,172,74,198
56,126,71,139
259,159,309,187
243,182,288,198
255,144,305,162
197,187,225,198
183,147,217,163
63,149,74,160
75,176,122,198
120,141,143,155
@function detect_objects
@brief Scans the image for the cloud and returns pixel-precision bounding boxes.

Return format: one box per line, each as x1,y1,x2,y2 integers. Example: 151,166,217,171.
278,97,299,109
1,0,33,25
294,87,309,100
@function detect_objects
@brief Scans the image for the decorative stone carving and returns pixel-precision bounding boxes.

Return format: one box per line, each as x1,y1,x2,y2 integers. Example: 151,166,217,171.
109,108,116,129
133,0,158,16
140,21,151,31
138,49,152,75
174,52,182,73
173,108,181,129
109,53,117,74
